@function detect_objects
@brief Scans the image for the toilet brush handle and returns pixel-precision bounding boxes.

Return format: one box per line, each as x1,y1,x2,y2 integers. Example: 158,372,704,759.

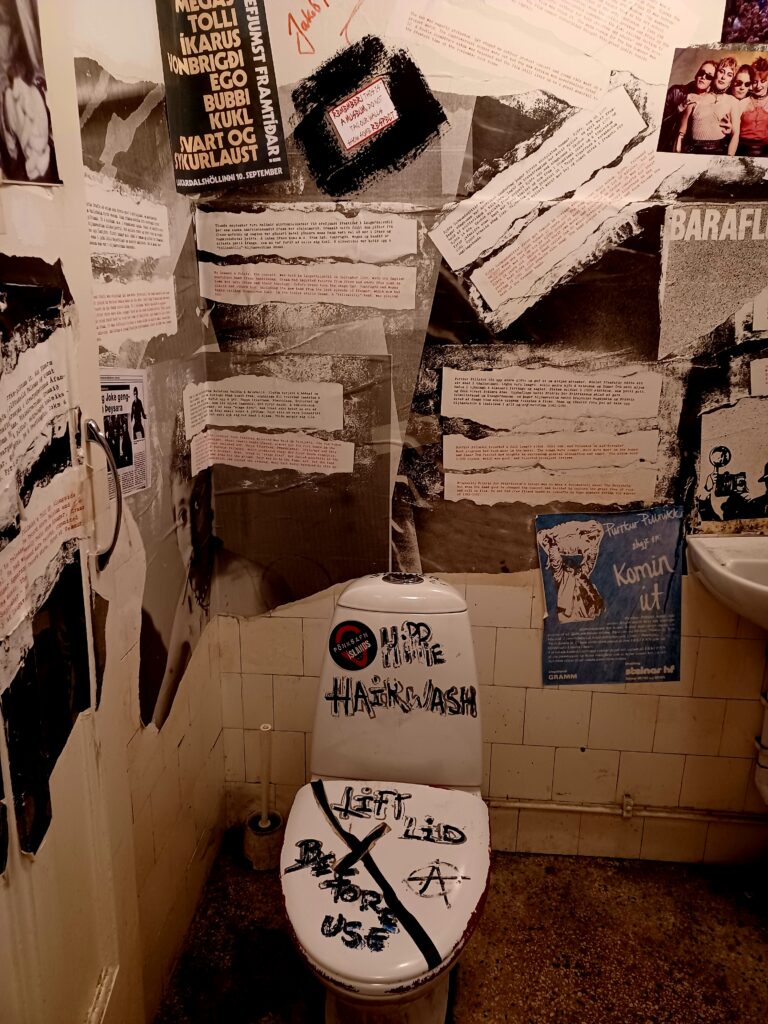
259,724,272,828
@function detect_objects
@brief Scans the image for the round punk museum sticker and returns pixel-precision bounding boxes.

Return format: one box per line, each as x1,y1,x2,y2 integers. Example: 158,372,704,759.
329,620,378,670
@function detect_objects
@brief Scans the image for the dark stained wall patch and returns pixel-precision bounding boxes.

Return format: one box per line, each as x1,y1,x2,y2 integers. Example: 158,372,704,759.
292,35,447,197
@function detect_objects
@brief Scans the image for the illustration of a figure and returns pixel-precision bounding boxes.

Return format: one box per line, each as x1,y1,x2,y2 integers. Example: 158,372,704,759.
119,418,132,467
745,462,768,518
131,386,146,439
700,446,750,521
538,522,605,623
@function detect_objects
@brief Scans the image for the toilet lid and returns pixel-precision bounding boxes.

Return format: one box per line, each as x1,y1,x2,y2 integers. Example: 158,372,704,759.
280,780,490,990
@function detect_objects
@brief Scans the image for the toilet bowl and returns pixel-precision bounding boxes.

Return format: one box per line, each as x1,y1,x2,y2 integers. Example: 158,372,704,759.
280,573,490,1024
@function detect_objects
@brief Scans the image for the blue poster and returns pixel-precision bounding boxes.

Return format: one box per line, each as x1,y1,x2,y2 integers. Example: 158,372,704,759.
535,506,684,685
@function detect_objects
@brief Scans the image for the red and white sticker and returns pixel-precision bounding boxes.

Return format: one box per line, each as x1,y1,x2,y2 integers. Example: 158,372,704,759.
329,78,399,152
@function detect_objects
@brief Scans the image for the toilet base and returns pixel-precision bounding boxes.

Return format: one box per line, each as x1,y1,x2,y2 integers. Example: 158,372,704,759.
325,970,450,1024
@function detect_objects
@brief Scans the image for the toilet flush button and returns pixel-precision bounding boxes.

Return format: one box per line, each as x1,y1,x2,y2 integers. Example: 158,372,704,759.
383,572,424,585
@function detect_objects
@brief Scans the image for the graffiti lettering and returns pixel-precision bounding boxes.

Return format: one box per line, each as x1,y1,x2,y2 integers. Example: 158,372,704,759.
318,876,398,932
283,837,336,876
380,620,446,669
403,815,467,845
331,785,412,821
325,677,477,718
321,913,393,951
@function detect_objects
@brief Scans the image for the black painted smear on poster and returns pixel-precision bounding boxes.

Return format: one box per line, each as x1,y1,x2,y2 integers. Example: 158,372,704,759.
0,254,71,374
17,425,71,507
292,36,447,197
2,552,89,854
155,0,289,193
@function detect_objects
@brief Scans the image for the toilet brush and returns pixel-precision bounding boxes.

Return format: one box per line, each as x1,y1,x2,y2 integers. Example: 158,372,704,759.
259,723,272,828
243,723,285,870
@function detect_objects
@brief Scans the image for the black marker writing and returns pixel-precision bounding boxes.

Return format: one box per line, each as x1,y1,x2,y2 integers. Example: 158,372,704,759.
403,816,466,845
321,914,392,951
325,677,477,718
284,838,336,877
331,785,412,821
380,620,446,669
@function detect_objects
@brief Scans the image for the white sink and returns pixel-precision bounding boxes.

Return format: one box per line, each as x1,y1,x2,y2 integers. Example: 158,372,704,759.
687,535,768,629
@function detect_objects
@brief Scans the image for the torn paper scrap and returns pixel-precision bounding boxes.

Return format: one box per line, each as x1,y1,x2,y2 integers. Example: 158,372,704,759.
472,138,684,322
190,429,354,477
484,0,694,82
0,467,85,640
444,467,658,506
198,260,417,310
183,376,344,440
195,207,417,262
441,367,662,430
443,430,660,471
0,325,71,483
387,0,608,104
93,279,177,349
263,1,390,87
751,359,768,397
430,87,645,270
86,176,171,260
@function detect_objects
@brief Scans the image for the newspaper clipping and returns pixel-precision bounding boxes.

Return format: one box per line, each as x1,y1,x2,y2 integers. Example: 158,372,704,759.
100,369,150,497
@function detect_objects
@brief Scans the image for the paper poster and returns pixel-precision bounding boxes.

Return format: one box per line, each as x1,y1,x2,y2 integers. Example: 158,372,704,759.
659,45,768,157
100,369,150,497
0,0,60,184
387,0,608,103
536,507,683,685
154,0,289,192
86,176,177,351
659,202,768,359
696,396,768,523
485,0,695,82
430,88,646,271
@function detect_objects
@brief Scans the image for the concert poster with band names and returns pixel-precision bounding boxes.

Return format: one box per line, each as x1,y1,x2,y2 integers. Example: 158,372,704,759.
536,507,684,686
154,0,289,193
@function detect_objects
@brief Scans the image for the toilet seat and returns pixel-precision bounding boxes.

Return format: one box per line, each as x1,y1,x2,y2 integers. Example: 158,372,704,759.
281,779,490,994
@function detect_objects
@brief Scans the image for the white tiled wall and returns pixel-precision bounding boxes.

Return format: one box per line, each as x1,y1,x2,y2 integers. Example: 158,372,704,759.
222,570,768,865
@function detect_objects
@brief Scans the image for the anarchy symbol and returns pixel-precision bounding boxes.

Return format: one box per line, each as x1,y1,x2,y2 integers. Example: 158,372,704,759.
405,860,470,909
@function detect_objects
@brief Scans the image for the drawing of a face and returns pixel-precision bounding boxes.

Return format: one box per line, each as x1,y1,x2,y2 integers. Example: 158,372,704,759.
714,63,735,93
695,63,716,92
732,71,752,100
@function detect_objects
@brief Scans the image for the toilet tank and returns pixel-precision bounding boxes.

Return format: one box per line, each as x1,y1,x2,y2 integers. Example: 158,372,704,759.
310,573,482,788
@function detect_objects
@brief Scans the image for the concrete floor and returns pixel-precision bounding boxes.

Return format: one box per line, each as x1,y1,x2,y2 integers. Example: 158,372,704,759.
155,830,768,1023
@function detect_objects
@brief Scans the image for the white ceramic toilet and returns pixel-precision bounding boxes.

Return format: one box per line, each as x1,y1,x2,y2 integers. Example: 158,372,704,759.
280,573,490,1024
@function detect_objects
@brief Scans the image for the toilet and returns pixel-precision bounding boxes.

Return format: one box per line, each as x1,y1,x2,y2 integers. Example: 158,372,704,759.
280,573,490,1024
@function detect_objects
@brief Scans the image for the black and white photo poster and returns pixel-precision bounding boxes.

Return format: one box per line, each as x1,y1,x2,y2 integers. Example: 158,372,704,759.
0,0,59,184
